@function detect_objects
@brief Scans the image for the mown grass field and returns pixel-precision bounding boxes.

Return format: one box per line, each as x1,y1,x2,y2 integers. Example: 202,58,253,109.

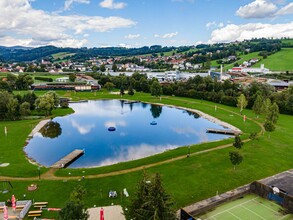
253,48,293,71
0,91,293,218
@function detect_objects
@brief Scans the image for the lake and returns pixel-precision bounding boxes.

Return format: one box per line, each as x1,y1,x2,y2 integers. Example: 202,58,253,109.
24,100,232,168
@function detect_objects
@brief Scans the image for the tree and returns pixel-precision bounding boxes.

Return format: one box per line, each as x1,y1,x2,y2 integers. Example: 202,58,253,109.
127,172,176,220
252,94,264,118
59,201,88,220
100,64,106,72
229,151,243,170
128,85,134,96
233,135,243,149
69,185,87,204
120,86,125,96
69,74,76,82
150,81,162,97
266,102,279,125
59,185,88,220
6,98,19,120
237,94,248,114
112,63,118,72
104,82,115,91
35,92,56,116
264,102,279,134
19,102,31,117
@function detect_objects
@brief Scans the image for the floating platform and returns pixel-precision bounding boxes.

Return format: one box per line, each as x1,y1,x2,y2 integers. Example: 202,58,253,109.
108,127,116,131
51,149,84,169
206,128,240,136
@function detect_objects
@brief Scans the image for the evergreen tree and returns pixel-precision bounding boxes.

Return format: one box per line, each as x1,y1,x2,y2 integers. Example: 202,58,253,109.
59,185,88,220
127,172,176,220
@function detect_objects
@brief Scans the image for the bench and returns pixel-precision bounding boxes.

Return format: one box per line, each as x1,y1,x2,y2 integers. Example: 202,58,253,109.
34,205,46,208
28,210,42,214
33,202,48,206
16,205,25,209
28,214,41,217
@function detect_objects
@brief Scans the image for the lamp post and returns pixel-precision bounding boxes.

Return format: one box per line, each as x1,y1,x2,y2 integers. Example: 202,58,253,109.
187,145,190,158
38,166,41,180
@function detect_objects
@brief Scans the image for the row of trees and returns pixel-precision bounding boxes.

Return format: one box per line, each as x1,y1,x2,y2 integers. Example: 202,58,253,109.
91,71,292,115
0,91,61,120
0,73,34,91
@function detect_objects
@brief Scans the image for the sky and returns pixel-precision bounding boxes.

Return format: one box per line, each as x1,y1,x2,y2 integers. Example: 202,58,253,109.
0,0,293,48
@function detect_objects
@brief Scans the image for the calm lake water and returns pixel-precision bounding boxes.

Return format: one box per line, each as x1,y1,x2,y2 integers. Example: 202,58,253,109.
24,100,232,168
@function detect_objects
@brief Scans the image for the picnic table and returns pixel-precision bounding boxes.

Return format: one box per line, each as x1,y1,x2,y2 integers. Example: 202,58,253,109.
28,210,42,214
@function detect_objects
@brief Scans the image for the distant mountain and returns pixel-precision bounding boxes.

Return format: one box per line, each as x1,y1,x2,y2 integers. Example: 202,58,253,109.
0,45,177,62
0,46,33,50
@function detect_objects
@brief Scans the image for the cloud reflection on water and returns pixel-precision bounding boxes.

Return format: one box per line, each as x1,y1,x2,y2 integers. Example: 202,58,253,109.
172,126,209,142
71,101,127,117
71,119,96,135
97,143,178,167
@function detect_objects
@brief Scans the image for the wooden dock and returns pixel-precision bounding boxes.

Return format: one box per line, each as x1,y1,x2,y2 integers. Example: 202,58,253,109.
51,149,84,169
206,128,240,136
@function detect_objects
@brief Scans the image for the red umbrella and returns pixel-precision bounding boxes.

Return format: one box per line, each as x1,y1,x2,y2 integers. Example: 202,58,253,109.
4,205,8,220
100,208,104,220
12,195,16,211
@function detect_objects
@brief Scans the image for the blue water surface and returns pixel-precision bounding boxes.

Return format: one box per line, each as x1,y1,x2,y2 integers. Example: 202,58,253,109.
24,100,232,168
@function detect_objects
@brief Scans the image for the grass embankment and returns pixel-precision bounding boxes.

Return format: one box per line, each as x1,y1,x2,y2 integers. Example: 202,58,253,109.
252,48,293,71
0,91,293,215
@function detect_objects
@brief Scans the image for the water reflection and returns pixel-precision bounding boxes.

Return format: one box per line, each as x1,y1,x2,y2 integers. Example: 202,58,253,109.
98,143,178,167
150,105,163,118
25,100,232,168
39,121,62,139
71,119,95,135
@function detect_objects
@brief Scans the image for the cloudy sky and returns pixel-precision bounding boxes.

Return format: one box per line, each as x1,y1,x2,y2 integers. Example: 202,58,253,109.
0,0,292,48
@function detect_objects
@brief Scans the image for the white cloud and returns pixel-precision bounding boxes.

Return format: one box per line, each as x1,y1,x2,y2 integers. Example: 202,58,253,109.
118,43,132,48
154,32,178,38
206,21,225,30
236,0,293,19
275,2,293,15
124,34,140,39
236,0,278,18
99,0,126,9
64,0,90,11
209,22,293,43
0,0,135,47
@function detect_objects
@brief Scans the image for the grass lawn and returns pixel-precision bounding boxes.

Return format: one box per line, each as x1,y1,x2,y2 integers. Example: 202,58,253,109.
0,91,293,214
252,48,293,71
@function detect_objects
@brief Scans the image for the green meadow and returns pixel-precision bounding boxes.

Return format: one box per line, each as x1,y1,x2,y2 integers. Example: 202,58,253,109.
0,91,293,218
253,48,293,71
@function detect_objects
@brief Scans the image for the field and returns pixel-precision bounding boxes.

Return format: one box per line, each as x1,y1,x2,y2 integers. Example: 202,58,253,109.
211,52,262,71
0,91,293,218
252,48,293,71
198,194,293,220
51,52,76,62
